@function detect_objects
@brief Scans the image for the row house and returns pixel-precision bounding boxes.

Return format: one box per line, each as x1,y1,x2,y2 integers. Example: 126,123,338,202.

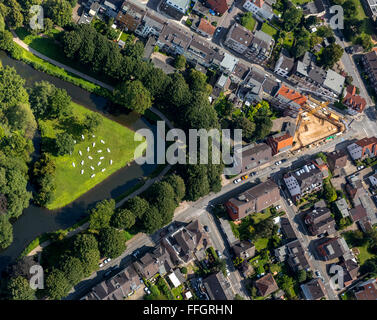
315,236,351,261
302,0,325,18
116,1,146,32
225,179,280,220
303,205,336,236
274,50,295,78
362,50,377,94
135,12,166,38
207,0,231,14
326,149,348,176
271,84,307,118
283,158,329,202
300,278,326,300
362,0,377,21
274,239,310,272
347,137,377,161
266,131,294,155
191,17,216,38
287,52,345,99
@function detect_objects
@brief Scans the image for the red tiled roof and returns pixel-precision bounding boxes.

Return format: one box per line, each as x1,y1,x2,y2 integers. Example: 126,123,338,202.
198,18,216,36
343,85,366,113
276,85,307,106
356,137,377,148
207,0,229,14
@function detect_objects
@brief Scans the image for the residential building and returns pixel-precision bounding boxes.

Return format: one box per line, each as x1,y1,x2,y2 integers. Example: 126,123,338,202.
245,30,274,64
156,23,193,55
362,51,377,93
354,278,377,300
191,17,216,38
326,149,348,176
274,239,310,271
135,12,166,38
335,197,350,218
343,85,367,114
339,258,359,287
255,273,279,297
300,278,326,300
207,0,230,14
225,179,280,220
283,158,328,202
363,0,377,20
160,0,190,20
347,137,377,161
231,240,256,260
162,220,210,265
115,1,145,31
349,204,369,224
304,206,336,236
315,237,351,261
89,1,101,16
274,50,295,78
243,0,274,20
167,269,186,288
203,272,233,300
302,0,325,17
267,131,294,155
231,62,250,83
133,245,175,279
233,142,273,174
224,23,254,54
272,84,307,117
368,172,377,187
82,265,140,300
280,216,297,240
288,52,345,99
101,0,119,18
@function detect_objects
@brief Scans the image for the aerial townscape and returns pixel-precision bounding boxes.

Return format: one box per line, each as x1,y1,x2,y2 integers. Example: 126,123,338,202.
1,0,377,305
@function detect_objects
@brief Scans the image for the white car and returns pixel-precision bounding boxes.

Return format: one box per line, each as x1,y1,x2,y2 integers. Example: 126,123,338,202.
225,268,230,277
104,258,111,264
275,160,282,165
99,263,104,268
233,178,242,184
357,165,365,171
144,287,151,295
288,199,293,206
275,205,281,210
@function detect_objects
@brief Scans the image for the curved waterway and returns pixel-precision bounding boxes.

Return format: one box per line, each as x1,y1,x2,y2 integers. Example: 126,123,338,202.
0,51,157,272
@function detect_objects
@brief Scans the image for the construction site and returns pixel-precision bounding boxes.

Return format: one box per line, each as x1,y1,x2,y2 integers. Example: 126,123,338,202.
291,96,345,152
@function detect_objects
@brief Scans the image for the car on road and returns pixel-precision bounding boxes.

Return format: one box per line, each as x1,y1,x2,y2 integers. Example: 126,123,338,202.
216,250,223,259
250,172,257,176
357,165,365,171
204,225,209,232
225,268,230,277
241,174,248,180
275,160,282,165
216,27,222,33
317,233,326,239
275,205,281,210
288,198,293,206
104,258,111,264
233,178,242,184
228,6,233,12
144,287,151,295
99,262,104,268
315,270,324,281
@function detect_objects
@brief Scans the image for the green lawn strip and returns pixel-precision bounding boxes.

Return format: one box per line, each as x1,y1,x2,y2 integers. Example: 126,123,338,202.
356,244,375,265
291,0,309,4
261,23,278,37
242,16,257,32
252,210,271,224
40,102,146,209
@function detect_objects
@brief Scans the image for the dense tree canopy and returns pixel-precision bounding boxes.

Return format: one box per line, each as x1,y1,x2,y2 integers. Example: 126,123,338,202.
123,196,149,220
57,255,85,286
114,80,152,114
6,276,36,300
0,214,13,250
111,208,135,229
45,268,72,300
55,132,74,156
89,199,115,231
98,227,126,259
45,0,73,27
72,233,101,276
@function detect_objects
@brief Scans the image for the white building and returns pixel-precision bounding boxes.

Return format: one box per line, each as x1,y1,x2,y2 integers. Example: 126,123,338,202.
243,0,274,20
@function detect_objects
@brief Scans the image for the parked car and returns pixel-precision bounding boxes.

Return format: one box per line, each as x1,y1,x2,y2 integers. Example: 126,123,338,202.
204,225,209,232
357,165,365,171
233,178,242,184
104,258,111,264
216,27,222,33
250,172,257,176
99,263,104,268
275,160,282,165
317,233,326,239
288,198,293,206
225,268,230,277
216,250,223,259
144,287,151,295
228,6,233,12
275,205,281,210
241,174,248,180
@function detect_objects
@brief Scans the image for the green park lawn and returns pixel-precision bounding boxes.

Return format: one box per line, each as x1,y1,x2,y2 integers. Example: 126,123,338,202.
254,237,269,251
356,244,375,265
252,210,271,224
261,23,278,38
39,102,146,209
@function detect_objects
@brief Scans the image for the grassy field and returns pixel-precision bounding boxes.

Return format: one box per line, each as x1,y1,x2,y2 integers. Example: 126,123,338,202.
241,15,257,32
39,102,146,209
356,244,375,265
255,238,269,251
261,23,278,38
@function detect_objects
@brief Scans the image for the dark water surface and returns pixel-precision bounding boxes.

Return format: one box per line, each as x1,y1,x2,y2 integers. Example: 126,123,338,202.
0,51,157,271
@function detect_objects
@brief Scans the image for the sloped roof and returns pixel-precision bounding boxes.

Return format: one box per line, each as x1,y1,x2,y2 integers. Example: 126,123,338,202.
255,273,279,296
276,85,307,105
198,18,216,35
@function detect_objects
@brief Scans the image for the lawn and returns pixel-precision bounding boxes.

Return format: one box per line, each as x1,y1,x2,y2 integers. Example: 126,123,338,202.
282,32,294,49
39,102,146,209
261,23,278,38
252,210,271,224
254,238,269,251
356,244,375,265
241,14,257,32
